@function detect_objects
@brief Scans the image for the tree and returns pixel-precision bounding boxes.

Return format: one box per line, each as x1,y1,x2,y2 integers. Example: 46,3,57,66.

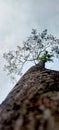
3,29,59,81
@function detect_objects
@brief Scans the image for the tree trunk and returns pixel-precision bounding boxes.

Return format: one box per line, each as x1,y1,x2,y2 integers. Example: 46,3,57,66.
0,65,59,130
36,61,45,68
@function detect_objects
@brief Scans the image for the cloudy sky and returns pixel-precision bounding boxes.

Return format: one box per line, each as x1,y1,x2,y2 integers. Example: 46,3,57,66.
0,0,59,103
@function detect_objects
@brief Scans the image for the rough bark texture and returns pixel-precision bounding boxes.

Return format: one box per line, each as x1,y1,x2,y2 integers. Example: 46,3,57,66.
0,65,59,130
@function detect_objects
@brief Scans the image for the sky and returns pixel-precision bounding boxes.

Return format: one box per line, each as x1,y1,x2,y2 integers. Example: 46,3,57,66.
0,0,59,103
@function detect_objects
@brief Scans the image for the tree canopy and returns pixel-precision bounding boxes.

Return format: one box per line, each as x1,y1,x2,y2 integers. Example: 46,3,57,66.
3,29,59,81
